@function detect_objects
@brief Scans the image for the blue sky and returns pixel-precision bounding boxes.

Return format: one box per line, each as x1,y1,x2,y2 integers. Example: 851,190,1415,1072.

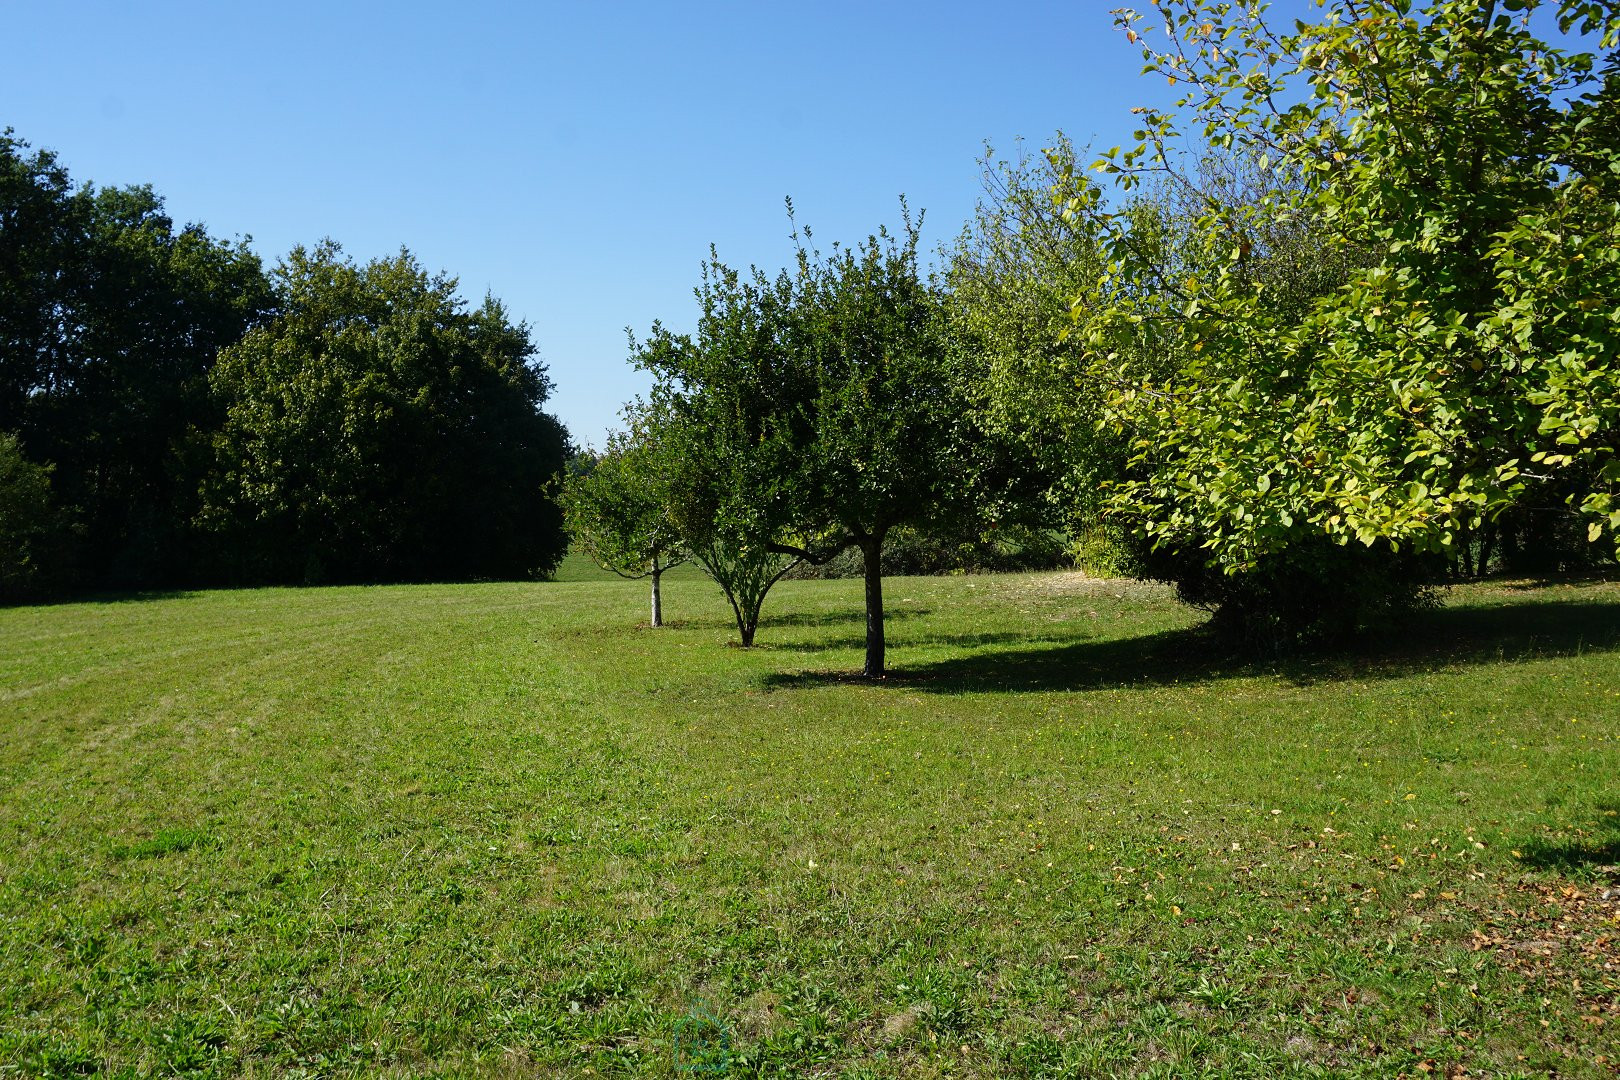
7,1,1314,446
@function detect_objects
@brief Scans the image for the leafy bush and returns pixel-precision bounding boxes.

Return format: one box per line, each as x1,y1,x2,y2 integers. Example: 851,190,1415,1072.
1126,532,1442,652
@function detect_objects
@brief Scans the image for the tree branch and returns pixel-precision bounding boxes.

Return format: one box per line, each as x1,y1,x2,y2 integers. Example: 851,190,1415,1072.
768,531,857,565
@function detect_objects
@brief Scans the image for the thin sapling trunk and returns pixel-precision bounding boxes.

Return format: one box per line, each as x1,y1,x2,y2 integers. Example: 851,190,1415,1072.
650,555,664,627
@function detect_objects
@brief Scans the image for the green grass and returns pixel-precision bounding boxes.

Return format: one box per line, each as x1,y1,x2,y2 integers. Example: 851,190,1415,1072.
1,570,1617,1078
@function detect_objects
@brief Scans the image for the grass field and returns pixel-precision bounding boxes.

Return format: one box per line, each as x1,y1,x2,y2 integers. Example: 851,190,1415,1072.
1,561,1617,1078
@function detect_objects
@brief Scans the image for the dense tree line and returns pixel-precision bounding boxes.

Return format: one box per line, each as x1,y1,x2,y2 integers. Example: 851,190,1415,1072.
0,131,570,600
8,0,1616,659
1,132,272,593
569,0,1619,669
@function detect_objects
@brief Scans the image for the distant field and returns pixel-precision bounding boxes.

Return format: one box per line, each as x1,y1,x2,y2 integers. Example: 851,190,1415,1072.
1,570,1617,1077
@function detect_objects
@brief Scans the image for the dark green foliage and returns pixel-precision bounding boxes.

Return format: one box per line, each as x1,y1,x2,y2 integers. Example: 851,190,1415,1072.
1,132,572,597
0,130,273,589
1129,535,1443,651
1455,495,1619,579
0,432,69,602
203,243,569,584
785,523,1069,579
640,205,1014,672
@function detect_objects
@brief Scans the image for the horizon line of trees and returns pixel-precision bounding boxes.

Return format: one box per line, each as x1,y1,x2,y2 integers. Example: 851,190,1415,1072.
7,0,1617,677
1,129,571,601
565,0,1620,672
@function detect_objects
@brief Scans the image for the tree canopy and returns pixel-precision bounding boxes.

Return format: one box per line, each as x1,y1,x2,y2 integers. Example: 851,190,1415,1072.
633,209,1005,673
1,129,272,587
1090,0,1620,553
203,242,570,584
2,132,575,600
983,0,1620,643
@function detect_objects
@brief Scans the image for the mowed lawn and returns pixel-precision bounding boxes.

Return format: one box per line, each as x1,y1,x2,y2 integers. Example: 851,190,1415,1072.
1,563,1617,1078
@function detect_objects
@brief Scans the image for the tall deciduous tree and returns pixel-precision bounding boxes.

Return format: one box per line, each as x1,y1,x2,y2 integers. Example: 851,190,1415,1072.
0,129,272,587
945,137,1123,548
203,242,569,584
774,213,977,677
634,273,804,648
951,132,1396,643
1055,0,1619,640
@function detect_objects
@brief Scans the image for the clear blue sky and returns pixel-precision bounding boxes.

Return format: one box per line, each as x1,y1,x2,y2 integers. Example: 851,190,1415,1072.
5,1,1319,447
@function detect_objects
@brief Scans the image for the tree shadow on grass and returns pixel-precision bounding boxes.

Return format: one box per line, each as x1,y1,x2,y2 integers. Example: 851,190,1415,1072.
763,624,1217,692
1515,805,1620,877
760,597,1620,694
665,607,933,633
761,629,1035,654
9,589,202,610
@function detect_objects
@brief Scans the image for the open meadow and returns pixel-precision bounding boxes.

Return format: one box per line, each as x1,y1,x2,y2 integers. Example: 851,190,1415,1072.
2,564,1617,1078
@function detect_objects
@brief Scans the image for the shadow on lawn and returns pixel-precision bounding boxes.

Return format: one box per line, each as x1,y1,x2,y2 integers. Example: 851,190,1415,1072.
1515,805,1620,877
667,607,933,632
762,629,1033,654
761,597,1620,694
11,589,201,610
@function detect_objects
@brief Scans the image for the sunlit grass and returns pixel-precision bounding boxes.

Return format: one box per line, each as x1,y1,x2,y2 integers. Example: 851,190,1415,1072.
2,570,1616,1077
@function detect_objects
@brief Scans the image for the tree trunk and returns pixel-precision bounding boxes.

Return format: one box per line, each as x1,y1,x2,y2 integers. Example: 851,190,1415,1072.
861,533,886,678
740,620,756,648
650,559,663,627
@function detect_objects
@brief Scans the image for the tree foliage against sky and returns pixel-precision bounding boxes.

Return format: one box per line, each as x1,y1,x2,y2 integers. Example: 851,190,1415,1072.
631,254,804,649
3,132,575,598
8,0,1618,649
1079,0,1620,569
203,242,570,585
634,208,1002,673
1,129,272,587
